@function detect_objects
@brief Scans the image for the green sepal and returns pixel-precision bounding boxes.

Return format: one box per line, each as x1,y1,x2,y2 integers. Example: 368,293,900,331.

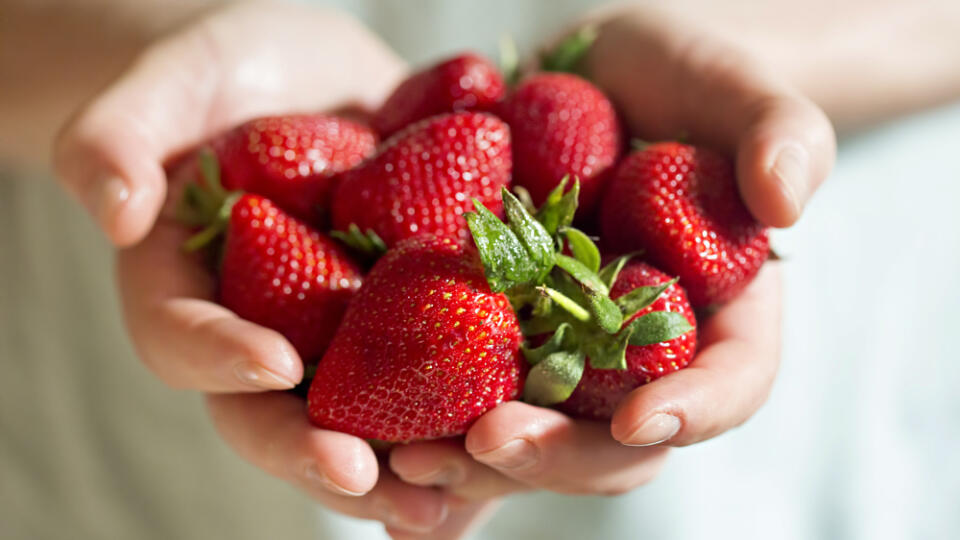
502,188,555,282
586,291,623,334
331,224,388,261
598,253,638,289
540,24,598,74
523,350,586,406
466,199,542,292
547,264,621,334
615,278,678,319
625,311,694,347
499,34,521,86
584,325,634,370
182,191,241,252
563,227,600,273
197,148,228,201
535,176,579,238
512,185,538,215
521,323,572,366
554,254,608,295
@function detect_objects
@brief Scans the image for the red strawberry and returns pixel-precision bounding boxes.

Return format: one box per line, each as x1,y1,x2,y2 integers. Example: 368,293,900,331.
373,53,505,137
332,112,511,247
307,235,524,442
499,73,621,215
600,143,770,307
219,194,363,361
214,113,377,222
559,262,697,420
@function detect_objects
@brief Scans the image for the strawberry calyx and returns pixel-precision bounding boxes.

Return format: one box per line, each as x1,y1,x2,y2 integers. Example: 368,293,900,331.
466,180,693,406
330,224,388,263
177,149,242,252
540,24,598,75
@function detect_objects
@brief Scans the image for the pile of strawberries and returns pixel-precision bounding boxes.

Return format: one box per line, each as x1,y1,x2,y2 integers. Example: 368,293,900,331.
179,42,770,443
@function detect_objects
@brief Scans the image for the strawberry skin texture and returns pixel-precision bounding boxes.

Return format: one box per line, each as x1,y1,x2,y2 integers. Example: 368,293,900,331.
307,235,524,442
214,114,377,222
500,73,621,215
601,143,770,307
332,112,512,247
219,194,363,362
373,53,505,137
560,262,697,420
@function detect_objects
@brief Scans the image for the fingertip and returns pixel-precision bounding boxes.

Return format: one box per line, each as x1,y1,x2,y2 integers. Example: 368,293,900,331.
103,168,167,247
737,96,837,228
305,431,379,496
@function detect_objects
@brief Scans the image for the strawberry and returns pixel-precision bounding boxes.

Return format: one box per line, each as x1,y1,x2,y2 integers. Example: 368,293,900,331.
179,151,363,362
600,143,770,307
213,113,377,222
306,235,524,442
372,53,505,137
499,73,622,215
331,112,512,247
558,261,697,420
465,185,696,418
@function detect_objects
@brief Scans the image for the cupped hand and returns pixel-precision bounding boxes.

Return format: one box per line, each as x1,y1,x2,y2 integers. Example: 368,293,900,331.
390,5,833,529
51,2,456,534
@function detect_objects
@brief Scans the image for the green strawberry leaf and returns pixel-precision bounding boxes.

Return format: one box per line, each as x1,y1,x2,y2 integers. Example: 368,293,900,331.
597,253,638,289
521,323,572,366
197,148,228,201
535,177,579,238
615,278,678,319
466,199,540,292
563,227,600,273
540,25,598,74
625,311,694,347
584,325,634,370
499,34,521,86
501,188,556,282
523,350,586,406
512,185,537,215
554,254,608,295
331,224,388,260
586,290,623,334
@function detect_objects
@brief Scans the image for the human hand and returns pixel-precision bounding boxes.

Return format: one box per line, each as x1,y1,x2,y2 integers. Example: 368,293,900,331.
388,6,833,533
52,2,461,535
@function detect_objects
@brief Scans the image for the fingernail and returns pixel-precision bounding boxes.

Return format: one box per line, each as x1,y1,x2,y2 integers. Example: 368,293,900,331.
233,361,296,390
404,464,464,486
622,413,681,447
770,145,808,219
304,464,364,497
472,439,538,470
90,175,130,230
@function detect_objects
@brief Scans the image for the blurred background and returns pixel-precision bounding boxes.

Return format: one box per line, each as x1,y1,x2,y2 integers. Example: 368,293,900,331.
1,1,958,539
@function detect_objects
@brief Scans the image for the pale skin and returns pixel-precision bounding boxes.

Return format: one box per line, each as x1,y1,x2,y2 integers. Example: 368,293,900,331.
3,0,960,538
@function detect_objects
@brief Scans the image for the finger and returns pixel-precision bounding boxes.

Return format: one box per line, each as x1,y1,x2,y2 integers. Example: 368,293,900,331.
390,440,528,500
117,218,303,392
464,402,670,496
585,11,836,227
53,3,406,246
610,263,782,447
386,501,502,540
207,393,449,533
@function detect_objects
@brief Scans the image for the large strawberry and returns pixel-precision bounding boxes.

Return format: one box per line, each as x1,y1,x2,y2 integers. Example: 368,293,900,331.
600,142,770,307
332,112,511,247
558,261,696,420
372,53,505,137
499,72,621,215
213,113,377,222
307,235,524,442
180,151,363,362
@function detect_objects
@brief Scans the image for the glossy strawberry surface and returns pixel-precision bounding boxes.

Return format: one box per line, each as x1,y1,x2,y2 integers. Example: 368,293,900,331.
307,235,524,442
219,194,363,362
373,53,505,137
332,112,511,247
215,114,377,222
500,73,621,215
601,143,770,307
